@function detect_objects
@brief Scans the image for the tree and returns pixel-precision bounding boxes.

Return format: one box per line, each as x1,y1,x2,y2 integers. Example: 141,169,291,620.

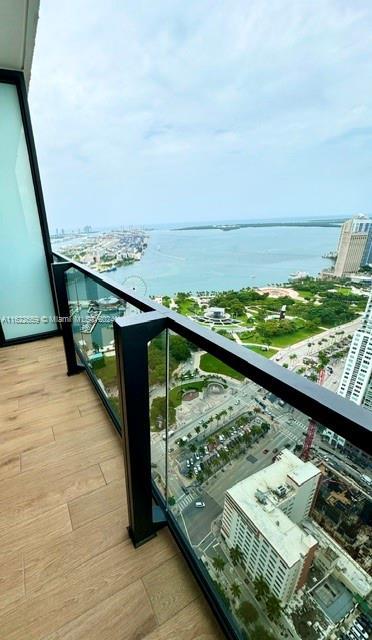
266,594,282,621
212,556,226,574
229,545,244,567
169,334,193,364
230,582,242,600
167,496,176,506
195,426,201,434
251,624,276,640
318,350,330,368
237,601,258,625
253,575,270,600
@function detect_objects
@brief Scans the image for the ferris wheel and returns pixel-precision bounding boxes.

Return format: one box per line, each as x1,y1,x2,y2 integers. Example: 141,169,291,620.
122,275,148,299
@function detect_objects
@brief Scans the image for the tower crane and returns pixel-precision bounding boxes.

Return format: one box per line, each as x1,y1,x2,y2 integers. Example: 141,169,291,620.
301,368,326,461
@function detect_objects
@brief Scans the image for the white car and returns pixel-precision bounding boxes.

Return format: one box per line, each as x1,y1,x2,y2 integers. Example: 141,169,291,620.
195,501,205,508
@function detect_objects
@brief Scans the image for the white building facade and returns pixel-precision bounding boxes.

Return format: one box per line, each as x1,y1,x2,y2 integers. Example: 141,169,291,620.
221,450,320,603
334,216,372,277
338,293,372,410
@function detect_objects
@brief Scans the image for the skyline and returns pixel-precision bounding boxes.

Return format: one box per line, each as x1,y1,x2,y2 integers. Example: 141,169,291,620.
29,1,372,228
51,213,350,233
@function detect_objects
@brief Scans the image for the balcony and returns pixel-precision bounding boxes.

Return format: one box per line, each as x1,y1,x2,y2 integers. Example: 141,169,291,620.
0,37,371,640
1,255,371,640
0,336,223,639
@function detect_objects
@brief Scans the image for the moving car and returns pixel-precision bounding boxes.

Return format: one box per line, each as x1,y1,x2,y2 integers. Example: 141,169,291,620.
195,501,205,508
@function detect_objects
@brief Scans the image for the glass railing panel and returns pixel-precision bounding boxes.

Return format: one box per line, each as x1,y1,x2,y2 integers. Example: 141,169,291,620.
65,266,141,423
164,337,372,640
148,329,168,498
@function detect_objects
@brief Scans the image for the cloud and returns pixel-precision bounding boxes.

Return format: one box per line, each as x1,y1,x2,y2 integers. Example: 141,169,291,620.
29,0,372,226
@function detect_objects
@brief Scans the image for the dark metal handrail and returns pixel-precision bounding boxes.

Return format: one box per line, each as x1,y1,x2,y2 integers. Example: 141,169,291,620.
52,250,162,313
52,251,372,640
52,250,371,456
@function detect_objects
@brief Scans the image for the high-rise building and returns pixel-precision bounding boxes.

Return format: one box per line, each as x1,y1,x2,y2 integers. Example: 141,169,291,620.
334,215,372,277
338,293,372,410
221,450,320,603
361,224,372,267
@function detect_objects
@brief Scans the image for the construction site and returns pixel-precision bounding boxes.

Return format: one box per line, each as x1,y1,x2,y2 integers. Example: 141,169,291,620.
312,462,372,575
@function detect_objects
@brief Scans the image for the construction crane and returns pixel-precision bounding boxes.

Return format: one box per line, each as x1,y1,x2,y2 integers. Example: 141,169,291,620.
301,368,326,461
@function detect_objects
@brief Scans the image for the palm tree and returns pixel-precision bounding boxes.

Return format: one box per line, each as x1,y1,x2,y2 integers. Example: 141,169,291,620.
212,556,226,574
229,545,244,567
237,601,258,626
266,594,282,621
230,582,241,600
253,575,270,600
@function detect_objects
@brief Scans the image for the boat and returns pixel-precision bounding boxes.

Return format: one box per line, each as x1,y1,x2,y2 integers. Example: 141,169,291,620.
289,271,309,280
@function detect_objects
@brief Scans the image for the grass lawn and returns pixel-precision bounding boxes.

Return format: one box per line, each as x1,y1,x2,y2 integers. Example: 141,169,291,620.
199,353,244,381
176,297,202,316
246,345,277,358
336,287,353,295
92,355,117,388
239,330,261,342
268,326,322,347
169,381,205,408
150,381,207,429
297,289,314,300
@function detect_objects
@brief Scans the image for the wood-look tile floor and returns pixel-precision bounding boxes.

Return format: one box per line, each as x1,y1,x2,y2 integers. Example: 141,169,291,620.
0,337,224,640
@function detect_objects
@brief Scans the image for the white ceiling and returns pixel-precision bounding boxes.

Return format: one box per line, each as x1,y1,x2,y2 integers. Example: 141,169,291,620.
0,0,40,88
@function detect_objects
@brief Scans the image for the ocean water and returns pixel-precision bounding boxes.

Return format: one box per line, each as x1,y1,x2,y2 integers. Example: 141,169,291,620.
111,225,339,296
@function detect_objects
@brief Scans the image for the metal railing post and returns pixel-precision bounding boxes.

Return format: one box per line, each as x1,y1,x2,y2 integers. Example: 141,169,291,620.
52,262,84,376
114,311,168,547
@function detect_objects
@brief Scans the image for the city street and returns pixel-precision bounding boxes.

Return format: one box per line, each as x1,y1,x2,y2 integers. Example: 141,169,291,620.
273,316,361,365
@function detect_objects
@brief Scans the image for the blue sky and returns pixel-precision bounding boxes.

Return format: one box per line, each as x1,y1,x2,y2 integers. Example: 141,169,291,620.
29,0,372,229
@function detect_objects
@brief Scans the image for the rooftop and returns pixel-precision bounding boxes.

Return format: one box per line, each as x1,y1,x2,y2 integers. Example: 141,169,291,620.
0,337,223,640
312,575,354,623
227,449,319,566
303,519,372,599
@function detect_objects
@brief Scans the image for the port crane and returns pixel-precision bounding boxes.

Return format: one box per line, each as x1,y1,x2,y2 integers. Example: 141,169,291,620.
301,368,326,461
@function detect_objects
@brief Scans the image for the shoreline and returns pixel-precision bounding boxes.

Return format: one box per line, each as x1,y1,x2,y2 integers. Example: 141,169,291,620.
175,219,345,232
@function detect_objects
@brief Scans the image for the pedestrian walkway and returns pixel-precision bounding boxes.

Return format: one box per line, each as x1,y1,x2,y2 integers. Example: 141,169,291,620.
176,489,199,511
